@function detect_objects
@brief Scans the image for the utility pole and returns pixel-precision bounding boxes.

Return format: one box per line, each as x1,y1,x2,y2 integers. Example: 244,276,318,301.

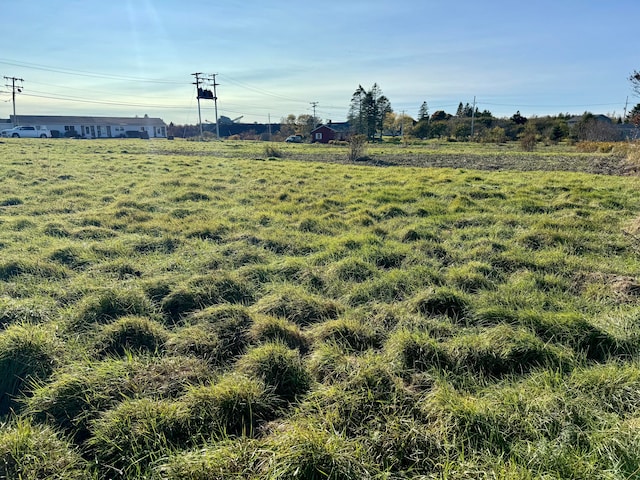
4,76,24,126
624,96,629,122
191,72,204,138
470,96,476,137
210,74,220,140
268,113,272,141
310,101,318,124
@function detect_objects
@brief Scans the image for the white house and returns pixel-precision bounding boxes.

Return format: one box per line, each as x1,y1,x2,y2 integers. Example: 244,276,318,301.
6,115,168,138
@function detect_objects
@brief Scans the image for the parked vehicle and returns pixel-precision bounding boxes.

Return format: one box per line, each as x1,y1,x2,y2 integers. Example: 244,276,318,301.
285,135,303,143
0,125,51,138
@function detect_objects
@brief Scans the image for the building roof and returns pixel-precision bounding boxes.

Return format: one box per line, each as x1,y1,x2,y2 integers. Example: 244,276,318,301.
311,122,351,133
8,115,167,127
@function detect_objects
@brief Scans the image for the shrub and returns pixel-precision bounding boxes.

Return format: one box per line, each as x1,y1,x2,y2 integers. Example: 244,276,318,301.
183,373,277,438
94,316,169,356
519,131,537,151
263,144,284,158
237,342,312,402
0,419,89,480
347,134,368,162
0,323,58,415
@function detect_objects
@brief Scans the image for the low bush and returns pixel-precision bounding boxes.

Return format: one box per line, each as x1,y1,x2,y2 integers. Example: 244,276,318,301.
263,144,284,158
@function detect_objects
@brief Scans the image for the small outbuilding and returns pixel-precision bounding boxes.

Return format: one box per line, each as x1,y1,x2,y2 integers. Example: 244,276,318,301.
310,121,351,143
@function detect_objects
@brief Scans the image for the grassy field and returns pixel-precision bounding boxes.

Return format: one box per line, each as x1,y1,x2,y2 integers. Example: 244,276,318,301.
1,138,640,479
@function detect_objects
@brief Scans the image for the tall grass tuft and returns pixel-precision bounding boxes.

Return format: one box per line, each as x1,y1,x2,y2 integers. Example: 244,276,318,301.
0,419,90,480
70,286,154,330
26,356,212,442
90,397,190,478
250,314,310,352
158,438,262,479
255,286,341,326
94,315,169,356
412,287,470,322
262,419,377,479
237,342,312,402
0,322,59,415
161,274,255,322
309,317,381,352
183,373,277,439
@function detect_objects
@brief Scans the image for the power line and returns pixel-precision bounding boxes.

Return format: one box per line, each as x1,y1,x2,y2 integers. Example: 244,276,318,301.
0,58,182,84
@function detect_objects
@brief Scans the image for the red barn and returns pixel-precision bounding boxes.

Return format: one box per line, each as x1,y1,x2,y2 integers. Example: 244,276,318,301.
310,121,351,143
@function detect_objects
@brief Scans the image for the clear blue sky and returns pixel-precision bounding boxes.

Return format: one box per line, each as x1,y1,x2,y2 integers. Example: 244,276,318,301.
1,0,639,124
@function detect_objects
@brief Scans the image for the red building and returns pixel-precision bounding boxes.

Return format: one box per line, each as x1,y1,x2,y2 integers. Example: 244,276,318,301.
310,121,351,143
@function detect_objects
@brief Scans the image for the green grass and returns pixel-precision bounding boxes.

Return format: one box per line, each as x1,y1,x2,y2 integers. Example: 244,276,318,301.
1,138,640,478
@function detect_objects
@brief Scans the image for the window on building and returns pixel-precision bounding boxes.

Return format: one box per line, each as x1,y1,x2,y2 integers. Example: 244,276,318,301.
315,133,322,140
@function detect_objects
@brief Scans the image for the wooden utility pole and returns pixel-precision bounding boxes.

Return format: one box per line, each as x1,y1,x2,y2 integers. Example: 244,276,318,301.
192,72,204,138
210,74,220,140
4,76,24,126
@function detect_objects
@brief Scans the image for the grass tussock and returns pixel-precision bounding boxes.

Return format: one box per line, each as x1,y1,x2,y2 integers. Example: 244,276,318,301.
0,323,59,415
0,419,89,480
1,139,640,478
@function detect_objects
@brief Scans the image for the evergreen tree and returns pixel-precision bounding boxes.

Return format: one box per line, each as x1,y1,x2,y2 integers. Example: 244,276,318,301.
348,85,367,135
348,83,392,140
418,101,429,121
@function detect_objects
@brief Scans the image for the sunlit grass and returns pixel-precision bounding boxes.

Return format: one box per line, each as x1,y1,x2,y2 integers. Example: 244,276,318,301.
0,138,639,478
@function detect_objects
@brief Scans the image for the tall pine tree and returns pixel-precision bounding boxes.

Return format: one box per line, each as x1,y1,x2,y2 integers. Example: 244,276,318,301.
348,83,392,140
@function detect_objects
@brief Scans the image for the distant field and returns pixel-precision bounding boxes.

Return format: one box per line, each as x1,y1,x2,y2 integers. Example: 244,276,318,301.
1,138,640,479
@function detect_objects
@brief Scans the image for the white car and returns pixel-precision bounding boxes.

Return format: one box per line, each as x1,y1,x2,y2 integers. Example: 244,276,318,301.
0,125,51,138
